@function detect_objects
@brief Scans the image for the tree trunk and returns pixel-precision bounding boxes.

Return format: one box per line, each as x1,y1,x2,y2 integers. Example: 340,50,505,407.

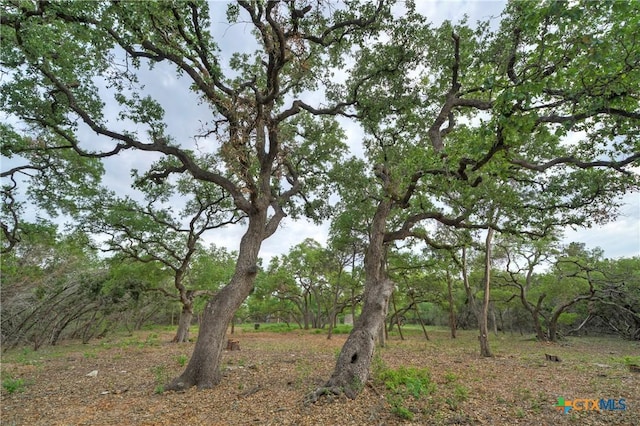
327,309,336,340
532,306,547,341
166,213,264,391
491,303,498,336
310,199,392,400
446,270,457,339
391,291,404,340
173,304,193,343
409,292,429,341
479,227,495,358
303,293,310,330
548,319,558,342
319,276,394,399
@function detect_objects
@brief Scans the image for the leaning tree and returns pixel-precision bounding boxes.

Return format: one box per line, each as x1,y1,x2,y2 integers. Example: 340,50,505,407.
1,0,389,390
311,0,640,399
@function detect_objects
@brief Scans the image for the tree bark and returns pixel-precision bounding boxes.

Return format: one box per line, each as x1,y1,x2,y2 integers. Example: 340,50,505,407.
166,213,264,391
310,199,392,400
173,304,193,343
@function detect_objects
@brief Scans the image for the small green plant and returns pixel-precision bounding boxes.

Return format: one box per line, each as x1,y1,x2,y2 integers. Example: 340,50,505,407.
388,395,415,420
175,354,188,367
445,384,469,410
443,371,458,384
2,376,26,394
145,333,159,346
15,348,39,366
150,364,168,394
454,384,469,401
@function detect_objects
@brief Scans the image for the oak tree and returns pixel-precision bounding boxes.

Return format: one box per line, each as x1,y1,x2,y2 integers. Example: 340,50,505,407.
1,0,384,390
314,0,640,399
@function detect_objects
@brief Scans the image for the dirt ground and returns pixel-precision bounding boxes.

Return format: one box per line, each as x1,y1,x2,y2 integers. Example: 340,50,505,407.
1,328,638,425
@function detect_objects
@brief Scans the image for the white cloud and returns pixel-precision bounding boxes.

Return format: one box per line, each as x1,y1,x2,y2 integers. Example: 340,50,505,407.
563,192,640,259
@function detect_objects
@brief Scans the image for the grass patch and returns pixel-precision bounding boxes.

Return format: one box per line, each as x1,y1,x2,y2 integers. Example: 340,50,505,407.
374,361,436,421
240,323,294,333
331,324,353,334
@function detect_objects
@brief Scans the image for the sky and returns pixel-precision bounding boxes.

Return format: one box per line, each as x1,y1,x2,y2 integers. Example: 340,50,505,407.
5,1,640,263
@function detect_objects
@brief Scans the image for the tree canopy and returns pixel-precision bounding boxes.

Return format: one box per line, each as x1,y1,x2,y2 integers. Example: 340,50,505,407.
1,0,638,398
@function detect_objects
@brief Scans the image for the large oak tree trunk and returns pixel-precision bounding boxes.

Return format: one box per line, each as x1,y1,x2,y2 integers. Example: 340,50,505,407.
166,213,264,391
310,199,392,400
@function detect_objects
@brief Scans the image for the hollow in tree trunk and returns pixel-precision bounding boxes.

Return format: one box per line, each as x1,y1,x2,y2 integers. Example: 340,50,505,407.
314,276,394,399
309,199,392,400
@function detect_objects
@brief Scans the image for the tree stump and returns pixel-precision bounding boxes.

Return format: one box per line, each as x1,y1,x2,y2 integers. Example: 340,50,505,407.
226,339,240,351
545,353,561,362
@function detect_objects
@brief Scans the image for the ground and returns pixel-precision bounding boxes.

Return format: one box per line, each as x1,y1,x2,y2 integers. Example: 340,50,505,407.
1,326,638,425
